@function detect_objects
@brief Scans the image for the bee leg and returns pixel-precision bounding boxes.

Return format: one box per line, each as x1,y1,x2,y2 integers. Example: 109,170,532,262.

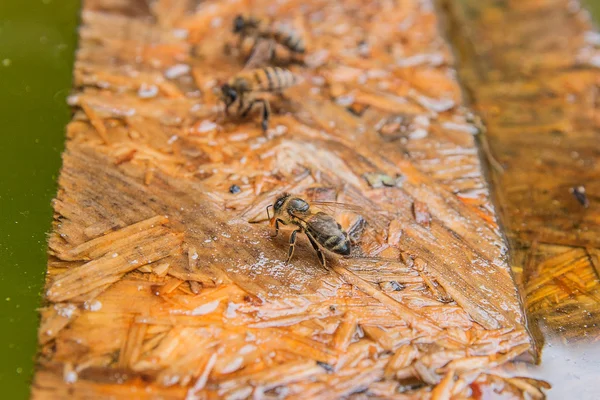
270,218,284,237
286,228,302,264
259,98,271,132
306,232,326,268
267,41,276,63
237,35,245,51
236,92,246,115
240,99,257,117
240,98,270,131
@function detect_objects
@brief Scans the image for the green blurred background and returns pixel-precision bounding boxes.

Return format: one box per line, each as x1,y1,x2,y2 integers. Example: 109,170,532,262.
0,0,80,398
1,0,600,399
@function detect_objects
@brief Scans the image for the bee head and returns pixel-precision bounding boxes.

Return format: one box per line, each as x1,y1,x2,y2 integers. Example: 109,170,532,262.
233,15,245,33
220,83,237,106
273,193,291,213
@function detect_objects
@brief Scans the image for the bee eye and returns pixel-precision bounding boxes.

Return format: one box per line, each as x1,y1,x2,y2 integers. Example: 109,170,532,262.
274,198,285,211
233,15,244,32
221,85,237,102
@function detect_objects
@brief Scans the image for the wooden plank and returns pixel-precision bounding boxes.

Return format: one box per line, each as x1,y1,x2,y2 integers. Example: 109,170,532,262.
445,0,600,345
32,0,540,398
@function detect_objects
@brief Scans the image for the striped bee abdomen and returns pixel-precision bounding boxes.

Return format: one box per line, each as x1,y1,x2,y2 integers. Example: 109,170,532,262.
322,233,351,255
255,67,297,92
306,212,351,255
273,29,305,54
235,15,306,54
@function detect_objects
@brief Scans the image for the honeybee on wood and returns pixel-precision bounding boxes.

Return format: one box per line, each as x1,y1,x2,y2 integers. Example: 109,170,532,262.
233,14,306,57
267,193,355,267
220,66,298,131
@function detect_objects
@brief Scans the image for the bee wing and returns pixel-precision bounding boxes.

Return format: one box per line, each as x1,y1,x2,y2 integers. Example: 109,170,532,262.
310,201,366,215
243,38,275,70
311,201,387,233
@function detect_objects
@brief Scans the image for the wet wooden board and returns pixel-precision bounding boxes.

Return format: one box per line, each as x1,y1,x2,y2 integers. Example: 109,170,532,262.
32,0,540,398
445,0,600,345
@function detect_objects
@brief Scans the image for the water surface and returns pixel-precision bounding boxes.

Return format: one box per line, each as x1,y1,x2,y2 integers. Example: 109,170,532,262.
0,0,80,397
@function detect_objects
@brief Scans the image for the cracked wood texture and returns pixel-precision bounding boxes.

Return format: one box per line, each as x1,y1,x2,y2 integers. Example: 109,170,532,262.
445,0,600,347
32,0,543,398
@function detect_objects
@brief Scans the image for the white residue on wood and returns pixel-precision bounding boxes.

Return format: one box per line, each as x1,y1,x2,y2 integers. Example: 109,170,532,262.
164,64,190,79
191,300,220,315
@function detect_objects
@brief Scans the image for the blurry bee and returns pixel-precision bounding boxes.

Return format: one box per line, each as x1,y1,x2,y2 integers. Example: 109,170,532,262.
233,14,306,66
220,66,298,131
267,193,352,267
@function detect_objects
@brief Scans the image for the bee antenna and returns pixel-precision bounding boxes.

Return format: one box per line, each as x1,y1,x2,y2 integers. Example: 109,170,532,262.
266,204,273,220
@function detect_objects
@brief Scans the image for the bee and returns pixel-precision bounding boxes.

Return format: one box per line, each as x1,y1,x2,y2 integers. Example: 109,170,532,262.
267,193,352,267
220,67,298,131
233,14,306,64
